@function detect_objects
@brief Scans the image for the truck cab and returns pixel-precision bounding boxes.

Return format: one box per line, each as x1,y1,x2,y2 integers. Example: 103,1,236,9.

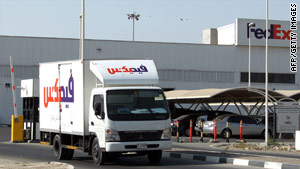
89,87,171,164
88,60,171,164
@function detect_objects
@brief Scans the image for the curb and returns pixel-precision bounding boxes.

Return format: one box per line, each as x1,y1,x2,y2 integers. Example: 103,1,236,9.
48,162,75,169
50,161,75,169
0,160,74,169
163,152,300,169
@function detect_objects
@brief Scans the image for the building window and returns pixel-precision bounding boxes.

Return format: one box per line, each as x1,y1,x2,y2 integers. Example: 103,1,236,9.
158,70,234,83
240,72,295,84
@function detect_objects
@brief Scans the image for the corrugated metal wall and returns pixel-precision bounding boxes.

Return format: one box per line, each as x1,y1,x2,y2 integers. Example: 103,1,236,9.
0,36,294,73
0,35,299,124
0,77,24,124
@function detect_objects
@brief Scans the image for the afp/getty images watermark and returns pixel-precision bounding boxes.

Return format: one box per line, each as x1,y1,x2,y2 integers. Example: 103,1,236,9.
290,3,297,72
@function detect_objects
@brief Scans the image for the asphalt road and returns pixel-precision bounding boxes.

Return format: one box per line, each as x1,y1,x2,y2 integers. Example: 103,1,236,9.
0,127,258,169
173,136,300,159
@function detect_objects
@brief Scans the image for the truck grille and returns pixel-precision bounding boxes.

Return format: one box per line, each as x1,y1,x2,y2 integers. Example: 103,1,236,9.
118,130,163,142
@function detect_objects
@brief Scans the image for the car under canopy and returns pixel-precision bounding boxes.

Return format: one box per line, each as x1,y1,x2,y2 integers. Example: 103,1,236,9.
165,87,300,118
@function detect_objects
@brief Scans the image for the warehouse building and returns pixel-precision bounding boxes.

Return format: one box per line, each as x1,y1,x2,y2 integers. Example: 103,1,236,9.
0,18,299,124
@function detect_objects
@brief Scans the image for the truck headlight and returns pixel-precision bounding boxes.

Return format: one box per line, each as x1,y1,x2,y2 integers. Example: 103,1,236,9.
161,128,171,140
105,128,120,142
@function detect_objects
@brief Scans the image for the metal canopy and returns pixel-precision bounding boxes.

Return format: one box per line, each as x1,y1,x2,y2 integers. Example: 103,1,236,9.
275,90,300,101
165,87,285,104
165,87,299,117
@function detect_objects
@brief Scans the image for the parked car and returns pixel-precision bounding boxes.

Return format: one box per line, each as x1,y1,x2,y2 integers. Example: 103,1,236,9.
194,111,233,133
171,111,234,137
202,114,271,138
171,113,200,137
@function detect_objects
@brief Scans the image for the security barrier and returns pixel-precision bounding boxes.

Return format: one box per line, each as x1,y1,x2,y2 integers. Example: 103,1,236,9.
200,120,204,142
189,119,192,142
226,121,230,143
240,120,243,141
11,115,23,142
214,119,217,142
176,121,180,142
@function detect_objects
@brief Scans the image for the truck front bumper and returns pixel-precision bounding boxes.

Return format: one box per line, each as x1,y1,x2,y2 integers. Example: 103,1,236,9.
105,140,172,152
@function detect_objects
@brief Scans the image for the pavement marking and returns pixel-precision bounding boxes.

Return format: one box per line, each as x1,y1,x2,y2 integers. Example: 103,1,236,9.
233,159,249,166
205,156,220,163
181,153,194,161
40,141,50,146
163,152,170,158
164,151,300,169
264,161,282,169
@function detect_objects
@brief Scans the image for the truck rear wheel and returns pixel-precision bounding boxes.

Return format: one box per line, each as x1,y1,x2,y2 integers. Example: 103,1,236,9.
65,149,74,160
92,138,106,165
147,150,162,164
53,135,69,160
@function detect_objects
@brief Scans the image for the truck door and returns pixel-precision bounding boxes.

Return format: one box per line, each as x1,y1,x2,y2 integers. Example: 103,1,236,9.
59,64,73,133
90,94,106,146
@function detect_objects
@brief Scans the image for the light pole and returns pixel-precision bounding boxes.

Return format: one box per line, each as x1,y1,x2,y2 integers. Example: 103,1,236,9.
80,0,85,61
127,12,140,41
265,0,269,146
248,23,255,88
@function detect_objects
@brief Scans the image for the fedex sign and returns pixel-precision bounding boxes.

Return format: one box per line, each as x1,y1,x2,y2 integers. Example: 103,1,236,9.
218,19,299,47
247,23,291,40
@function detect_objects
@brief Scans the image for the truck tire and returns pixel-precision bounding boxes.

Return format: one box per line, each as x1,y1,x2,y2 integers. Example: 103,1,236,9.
65,149,74,160
147,150,162,164
53,135,68,160
92,138,106,165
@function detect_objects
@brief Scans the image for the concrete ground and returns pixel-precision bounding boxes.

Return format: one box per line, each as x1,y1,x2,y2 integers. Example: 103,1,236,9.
171,136,300,168
1,126,300,169
0,158,73,169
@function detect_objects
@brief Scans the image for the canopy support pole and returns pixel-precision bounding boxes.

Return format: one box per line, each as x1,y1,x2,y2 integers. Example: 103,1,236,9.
216,102,225,111
223,102,230,111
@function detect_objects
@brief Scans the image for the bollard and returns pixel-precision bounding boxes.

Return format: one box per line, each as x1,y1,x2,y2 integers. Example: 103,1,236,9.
240,120,243,141
200,120,204,142
189,119,192,142
226,121,230,143
214,119,217,141
176,121,180,142
11,115,23,142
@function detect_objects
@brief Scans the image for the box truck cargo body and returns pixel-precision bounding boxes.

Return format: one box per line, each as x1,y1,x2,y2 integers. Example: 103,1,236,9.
39,60,171,165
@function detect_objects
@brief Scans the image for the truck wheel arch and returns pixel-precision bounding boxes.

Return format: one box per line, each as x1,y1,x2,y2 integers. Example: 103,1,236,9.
89,133,97,155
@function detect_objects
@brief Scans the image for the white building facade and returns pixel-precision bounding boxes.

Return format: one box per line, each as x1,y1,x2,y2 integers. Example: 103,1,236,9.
0,18,299,124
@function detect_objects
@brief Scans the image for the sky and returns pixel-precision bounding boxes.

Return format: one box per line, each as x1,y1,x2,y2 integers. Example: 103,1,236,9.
0,0,298,44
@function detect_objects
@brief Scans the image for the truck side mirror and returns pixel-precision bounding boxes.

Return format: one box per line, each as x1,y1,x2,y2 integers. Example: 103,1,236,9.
94,103,105,119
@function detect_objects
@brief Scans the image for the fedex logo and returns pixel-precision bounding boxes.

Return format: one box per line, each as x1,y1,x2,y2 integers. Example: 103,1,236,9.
247,23,291,40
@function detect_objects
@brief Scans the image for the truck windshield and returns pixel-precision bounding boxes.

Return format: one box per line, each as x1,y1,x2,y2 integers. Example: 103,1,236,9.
107,89,170,121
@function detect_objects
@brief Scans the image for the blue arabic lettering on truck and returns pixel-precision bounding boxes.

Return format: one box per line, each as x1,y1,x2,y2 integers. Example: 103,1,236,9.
43,70,74,108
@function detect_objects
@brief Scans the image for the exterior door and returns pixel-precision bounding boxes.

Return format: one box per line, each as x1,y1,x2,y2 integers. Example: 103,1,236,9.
89,94,106,147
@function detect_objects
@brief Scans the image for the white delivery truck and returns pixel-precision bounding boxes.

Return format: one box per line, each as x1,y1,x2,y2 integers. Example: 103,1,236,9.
39,59,172,165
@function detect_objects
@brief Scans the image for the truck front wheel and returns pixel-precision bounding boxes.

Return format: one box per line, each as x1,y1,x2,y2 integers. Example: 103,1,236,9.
92,138,106,165
53,135,69,160
147,150,162,164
